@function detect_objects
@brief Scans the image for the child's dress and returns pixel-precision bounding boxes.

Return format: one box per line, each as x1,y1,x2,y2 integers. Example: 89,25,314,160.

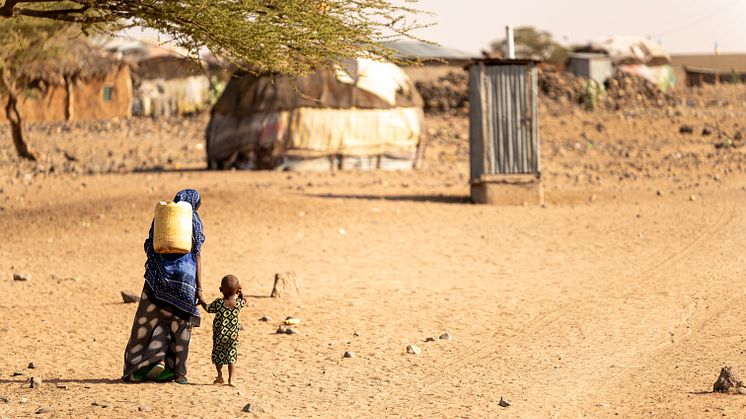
206,297,245,365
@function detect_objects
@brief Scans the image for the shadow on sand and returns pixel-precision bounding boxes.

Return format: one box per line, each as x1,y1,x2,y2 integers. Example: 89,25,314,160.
307,193,471,204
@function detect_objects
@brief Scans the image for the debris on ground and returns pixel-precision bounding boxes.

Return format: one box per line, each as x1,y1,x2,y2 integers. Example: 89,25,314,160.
13,273,31,282
120,291,140,304
713,367,746,394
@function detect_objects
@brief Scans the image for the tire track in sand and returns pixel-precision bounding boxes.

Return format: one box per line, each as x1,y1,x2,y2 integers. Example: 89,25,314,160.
413,196,736,396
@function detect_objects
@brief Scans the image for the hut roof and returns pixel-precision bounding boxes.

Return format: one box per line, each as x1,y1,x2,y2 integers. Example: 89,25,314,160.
18,36,120,86
213,58,422,117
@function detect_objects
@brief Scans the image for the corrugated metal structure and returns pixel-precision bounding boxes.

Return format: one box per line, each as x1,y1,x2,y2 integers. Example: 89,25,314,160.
469,59,540,182
566,53,613,85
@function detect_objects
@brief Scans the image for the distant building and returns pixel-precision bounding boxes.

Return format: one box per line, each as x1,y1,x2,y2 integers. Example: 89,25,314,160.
0,39,132,123
383,41,476,83
100,39,214,117
565,53,613,85
670,54,746,86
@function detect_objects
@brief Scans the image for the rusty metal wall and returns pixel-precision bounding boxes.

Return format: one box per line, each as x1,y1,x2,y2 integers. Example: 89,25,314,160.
469,61,540,180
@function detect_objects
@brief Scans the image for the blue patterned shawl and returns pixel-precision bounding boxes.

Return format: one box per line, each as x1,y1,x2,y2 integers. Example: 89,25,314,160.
143,189,205,322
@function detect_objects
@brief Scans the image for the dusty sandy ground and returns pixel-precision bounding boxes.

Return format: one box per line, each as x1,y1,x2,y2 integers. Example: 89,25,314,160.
3,87,746,418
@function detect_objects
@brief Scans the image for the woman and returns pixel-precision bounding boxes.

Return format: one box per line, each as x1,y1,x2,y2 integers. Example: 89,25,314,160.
122,189,206,384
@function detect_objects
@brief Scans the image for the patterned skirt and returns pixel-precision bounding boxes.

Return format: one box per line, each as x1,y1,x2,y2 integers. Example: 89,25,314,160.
122,288,193,378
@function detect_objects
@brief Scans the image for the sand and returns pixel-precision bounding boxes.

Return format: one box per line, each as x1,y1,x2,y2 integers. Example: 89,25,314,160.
2,89,746,417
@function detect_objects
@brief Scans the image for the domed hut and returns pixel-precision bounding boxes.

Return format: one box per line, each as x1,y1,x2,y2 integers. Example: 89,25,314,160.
205,58,424,171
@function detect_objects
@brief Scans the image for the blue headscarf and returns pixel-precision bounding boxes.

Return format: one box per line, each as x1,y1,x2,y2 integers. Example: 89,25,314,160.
143,189,205,322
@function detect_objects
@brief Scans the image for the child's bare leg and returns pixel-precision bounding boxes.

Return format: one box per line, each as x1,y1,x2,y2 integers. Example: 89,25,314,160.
227,363,236,386
213,364,224,384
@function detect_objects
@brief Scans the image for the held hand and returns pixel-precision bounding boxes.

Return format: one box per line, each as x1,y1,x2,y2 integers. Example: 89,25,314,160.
195,288,206,306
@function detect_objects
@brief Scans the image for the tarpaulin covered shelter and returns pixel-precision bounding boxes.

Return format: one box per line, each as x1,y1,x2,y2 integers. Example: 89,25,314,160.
206,58,424,171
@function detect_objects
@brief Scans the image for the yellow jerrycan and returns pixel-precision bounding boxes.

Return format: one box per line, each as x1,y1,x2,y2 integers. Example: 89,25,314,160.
153,201,193,254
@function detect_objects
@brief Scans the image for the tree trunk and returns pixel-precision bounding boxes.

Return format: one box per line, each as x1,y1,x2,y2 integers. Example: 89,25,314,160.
1,70,36,161
64,76,74,122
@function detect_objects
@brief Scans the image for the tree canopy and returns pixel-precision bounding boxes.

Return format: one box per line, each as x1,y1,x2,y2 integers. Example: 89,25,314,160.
491,26,569,65
0,0,428,75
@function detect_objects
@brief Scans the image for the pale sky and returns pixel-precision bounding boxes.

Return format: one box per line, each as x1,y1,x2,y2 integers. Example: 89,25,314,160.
405,0,746,54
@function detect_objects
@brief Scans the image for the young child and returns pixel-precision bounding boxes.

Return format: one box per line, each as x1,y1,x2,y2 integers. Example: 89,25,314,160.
202,274,245,386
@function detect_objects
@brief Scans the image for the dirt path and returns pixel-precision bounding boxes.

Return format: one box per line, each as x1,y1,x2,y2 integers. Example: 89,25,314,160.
1,169,745,418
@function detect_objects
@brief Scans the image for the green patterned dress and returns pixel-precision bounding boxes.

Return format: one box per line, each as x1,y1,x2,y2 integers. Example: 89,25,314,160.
206,297,245,365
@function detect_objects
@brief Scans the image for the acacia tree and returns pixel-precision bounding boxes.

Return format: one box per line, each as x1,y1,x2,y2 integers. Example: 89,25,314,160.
491,26,569,65
0,20,116,160
0,1,426,74
0,1,426,160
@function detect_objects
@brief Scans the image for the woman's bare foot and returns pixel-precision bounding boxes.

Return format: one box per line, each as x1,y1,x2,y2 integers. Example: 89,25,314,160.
213,377,224,385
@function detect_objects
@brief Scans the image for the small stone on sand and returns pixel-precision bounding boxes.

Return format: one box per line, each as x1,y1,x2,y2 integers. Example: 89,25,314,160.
35,407,52,414
27,362,35,369
406,344,421,355
499,396,510,407
343,351,355,358
242,403,265,413
285,328,297,335
13,273,30,282
120,291,140,304
259,316,271,322
138,406,151,412
30,377,42,388
353,331,360,337
439,332,452,341
424,337,438,342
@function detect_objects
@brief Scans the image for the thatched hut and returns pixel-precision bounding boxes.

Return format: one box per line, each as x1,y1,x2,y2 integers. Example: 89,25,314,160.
0,37,132,123
206,58,424,171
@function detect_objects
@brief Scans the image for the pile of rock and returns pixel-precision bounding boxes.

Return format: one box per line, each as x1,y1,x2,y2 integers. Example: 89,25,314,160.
602,71,680,110
414,68,680,114
415,72,469,114
537,69,587,105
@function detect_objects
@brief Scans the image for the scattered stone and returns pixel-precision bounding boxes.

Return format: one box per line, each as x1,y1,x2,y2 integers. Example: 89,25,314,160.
499,397,510,408
35,407,52,414
353,331,360,337
285,328,297,335
343,351,355,358
270,272,301,299
702,127,713,136
56,384,67,390
28,362,35,369
689,195,697,202
276,326,286,334
679,125,694,134
406,344,422,355
238,323,244,331
120,291,140,304
283,317,300,325
656,190,664,196
11,372,22,377
91,401,109,407
259,316,271,322
242,403,265,414
439,332,452,341
13,273,31,282
713,366,744,393
30,377,42,388
0,396,8,403
424,337,439,343
138,405,151,412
